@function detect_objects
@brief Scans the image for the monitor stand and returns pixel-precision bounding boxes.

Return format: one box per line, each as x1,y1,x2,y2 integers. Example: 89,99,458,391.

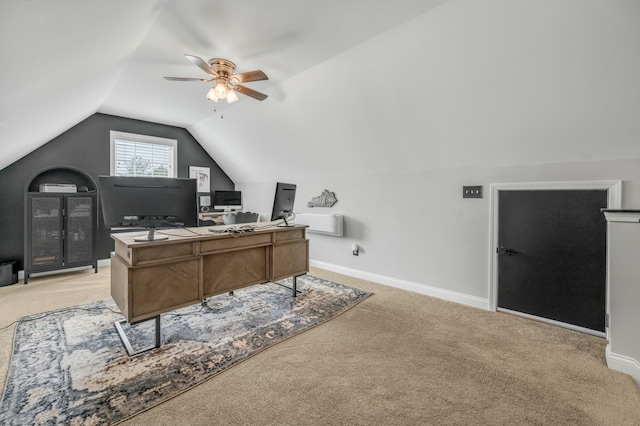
277,215,295,227
134,228,169,242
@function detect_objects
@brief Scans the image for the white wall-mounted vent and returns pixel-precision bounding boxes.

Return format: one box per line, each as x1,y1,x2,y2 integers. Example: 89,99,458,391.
295,213,344,236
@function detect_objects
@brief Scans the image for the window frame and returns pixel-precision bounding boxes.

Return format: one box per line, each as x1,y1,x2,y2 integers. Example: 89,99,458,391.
109,131,178,177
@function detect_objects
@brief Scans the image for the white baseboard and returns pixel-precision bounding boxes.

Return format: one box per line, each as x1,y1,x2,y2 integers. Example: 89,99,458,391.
309,260,489,310
606,344,640,386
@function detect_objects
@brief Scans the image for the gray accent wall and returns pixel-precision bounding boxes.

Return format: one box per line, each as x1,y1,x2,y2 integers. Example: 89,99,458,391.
0,113,234,270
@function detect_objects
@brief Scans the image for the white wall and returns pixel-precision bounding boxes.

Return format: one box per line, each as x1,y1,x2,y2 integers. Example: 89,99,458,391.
241,157,640,302
240,157,640,381
227,0,640,382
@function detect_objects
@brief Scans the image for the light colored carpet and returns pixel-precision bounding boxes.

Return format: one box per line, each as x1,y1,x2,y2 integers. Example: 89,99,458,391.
2,266,640,425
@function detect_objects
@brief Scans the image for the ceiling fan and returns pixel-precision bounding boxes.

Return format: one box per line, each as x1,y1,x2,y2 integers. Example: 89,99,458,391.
164,54,268,103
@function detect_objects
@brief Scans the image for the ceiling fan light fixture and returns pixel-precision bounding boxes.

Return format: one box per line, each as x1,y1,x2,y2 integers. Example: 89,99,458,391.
213,80,228,99
206,87,219,102
226,90,239,103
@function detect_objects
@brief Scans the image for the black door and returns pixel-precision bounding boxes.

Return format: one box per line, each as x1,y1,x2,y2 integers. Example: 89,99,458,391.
498,190,607,333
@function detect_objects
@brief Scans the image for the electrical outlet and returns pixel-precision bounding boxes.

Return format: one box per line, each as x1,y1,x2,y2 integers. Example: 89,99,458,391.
463,186,483,198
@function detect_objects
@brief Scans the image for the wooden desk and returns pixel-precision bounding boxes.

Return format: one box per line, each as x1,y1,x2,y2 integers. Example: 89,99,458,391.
109,224,309,354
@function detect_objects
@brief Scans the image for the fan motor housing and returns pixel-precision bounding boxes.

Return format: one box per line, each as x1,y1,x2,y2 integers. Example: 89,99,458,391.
208,58,236,78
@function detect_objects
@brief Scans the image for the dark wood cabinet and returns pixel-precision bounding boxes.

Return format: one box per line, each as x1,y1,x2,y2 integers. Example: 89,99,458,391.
25,193,98,283
23,167,98,283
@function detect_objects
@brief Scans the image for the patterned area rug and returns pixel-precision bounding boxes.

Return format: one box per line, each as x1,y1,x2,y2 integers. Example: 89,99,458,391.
0,275,371,425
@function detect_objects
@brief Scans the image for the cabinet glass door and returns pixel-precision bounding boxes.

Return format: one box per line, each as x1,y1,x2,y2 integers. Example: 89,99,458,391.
64,195,94,266
29,195,63,270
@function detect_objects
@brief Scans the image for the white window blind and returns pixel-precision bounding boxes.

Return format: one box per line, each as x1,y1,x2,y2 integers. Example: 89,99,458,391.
110,131,177,177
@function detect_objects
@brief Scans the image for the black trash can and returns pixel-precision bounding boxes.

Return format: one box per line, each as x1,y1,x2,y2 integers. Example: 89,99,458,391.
0,261,18,287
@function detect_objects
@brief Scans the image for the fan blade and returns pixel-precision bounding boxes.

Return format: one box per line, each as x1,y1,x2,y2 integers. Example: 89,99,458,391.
235,85,268,101
164,77,211,82
185,54,219,77
231,70,268,83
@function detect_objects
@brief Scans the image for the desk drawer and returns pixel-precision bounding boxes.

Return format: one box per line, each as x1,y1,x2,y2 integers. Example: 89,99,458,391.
130,241,195,265
203,246,269,296
272,239,309,281
129,258,200,322
200,233,271,253
274,228,305,242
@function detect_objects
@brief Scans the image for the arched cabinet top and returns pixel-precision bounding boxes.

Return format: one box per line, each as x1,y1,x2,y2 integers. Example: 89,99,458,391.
25,166,97,193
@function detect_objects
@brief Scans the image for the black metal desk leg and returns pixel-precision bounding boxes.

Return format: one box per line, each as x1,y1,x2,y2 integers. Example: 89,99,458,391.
272,274,305,297
115,315,161,356
154,315,161,347
292,275,297,297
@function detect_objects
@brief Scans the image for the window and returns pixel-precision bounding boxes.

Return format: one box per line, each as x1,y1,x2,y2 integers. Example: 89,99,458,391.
110,131,177,177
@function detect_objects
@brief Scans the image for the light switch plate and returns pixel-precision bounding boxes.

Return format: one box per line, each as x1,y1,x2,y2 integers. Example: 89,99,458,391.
463,186,483,198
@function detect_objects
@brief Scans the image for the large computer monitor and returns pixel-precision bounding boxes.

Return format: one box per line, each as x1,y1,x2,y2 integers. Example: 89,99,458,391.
270,182,296,226
213,190,242,212
98,175,198,241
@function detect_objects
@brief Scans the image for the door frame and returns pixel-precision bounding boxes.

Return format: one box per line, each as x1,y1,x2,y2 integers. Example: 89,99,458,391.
488,180,621,336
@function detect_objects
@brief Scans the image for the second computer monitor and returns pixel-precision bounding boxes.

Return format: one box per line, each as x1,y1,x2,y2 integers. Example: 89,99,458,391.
271,182,296,225
213,190,242,212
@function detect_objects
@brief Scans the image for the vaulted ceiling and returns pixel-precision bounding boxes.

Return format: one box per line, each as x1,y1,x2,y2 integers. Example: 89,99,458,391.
2,0,640,184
